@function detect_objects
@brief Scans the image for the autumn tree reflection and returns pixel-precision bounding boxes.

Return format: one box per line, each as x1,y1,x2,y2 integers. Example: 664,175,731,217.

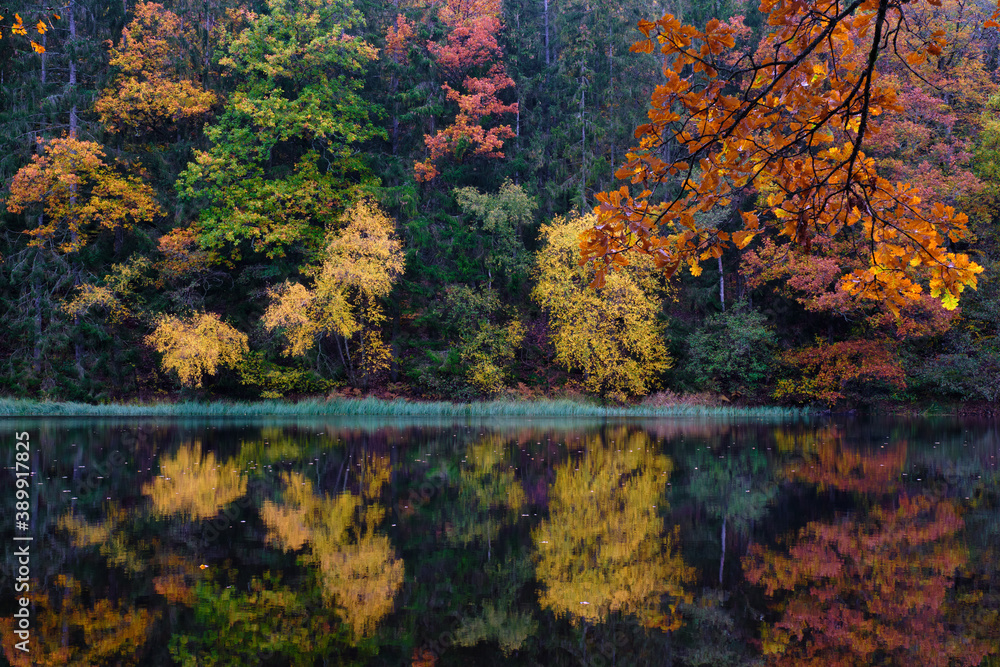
0,576,157,667
143,441,247,519
745,493,988,665
262,458,403,638
776,425,908,495
533,428,694,631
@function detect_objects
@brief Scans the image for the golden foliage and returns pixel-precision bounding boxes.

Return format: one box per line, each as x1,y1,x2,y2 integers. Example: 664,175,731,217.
449,435,526,545
63,256,153,322
322,198,406,299
0,576,157,667
533,428,693,630
155,227,212,283
586,4,984,315
94,2,216,134
465,319,525,395
143,442,248,519
533,213,672,401
145,311,248,388
263,281,348,358
263,199,404,385
0,12,53,54
262,469,404,638
5,137,160,253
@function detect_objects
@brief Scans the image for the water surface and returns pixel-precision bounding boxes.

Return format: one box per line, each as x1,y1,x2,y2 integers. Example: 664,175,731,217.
2,415,998,666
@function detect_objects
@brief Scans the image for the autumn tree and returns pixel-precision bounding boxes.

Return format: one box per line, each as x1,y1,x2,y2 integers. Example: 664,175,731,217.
533,212,672,401
584,0,984,316
63,255,154,324
434,285,525,395
95,2,216,136
145,311,248,388
5,137,160,254
413,0,518,181
772,338,907,405
178,0,384,260
262,199,405,387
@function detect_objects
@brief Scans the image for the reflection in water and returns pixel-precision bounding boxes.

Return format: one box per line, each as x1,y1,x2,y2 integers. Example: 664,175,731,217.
0,575,157,667
263,458,403,638
745,429,992,667
0,416,996,666
745,495,987,666
534,427,694,630
144,441,247,519
777,424,908,493
446,434,536,655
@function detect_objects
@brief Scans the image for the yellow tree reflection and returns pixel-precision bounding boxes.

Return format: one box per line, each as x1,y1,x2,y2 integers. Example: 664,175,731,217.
143,442,247,519
0,576,157,667
533,428,693,630
262,461,403,638
451,434,527,548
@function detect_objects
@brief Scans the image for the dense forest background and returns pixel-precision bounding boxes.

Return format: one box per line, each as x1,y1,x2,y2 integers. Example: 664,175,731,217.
1,0,998,406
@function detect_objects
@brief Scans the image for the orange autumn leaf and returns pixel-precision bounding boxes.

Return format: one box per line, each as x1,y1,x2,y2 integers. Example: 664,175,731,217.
585,0,983,314
5,137,160,253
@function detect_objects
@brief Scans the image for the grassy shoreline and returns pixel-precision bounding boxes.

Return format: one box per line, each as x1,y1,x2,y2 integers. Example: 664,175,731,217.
0,397,813,419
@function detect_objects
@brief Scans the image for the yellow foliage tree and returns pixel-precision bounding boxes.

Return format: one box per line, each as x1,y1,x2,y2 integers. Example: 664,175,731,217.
532,213,672,401
262,468,404,638
143,442,248,519
464,319,525,395
145,311,248,388
263,198,404,387
63,256,153,324
5,137,160,253
533,428,694,630
94,2,216,135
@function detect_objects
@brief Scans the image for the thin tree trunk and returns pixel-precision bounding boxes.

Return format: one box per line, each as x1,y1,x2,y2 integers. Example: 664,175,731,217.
580,78,587,211
543,0,550,67
32,252,43,373
718,254,725,311
719,515,727,585
69,0,77,137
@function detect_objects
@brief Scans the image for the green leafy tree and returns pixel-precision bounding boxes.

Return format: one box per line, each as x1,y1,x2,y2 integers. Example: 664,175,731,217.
453,180,536,291
685,304,777,395
178,0,385,261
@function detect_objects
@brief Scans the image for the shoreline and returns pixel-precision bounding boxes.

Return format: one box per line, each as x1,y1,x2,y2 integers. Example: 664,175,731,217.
0,397,814,419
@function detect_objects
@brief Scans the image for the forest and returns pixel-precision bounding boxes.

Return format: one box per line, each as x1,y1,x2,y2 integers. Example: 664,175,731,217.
1,0,999,408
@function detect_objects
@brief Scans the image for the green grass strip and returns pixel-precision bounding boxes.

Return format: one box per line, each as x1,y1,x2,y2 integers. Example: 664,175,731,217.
0,397,810,419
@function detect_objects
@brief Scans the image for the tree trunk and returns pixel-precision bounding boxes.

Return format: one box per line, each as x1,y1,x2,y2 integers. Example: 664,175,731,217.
718,254,725,311
719,515,727,585
543,0,551,67
69,0,78,138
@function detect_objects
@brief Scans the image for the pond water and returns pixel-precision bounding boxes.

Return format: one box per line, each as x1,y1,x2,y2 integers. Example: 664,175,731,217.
1,416,998,666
